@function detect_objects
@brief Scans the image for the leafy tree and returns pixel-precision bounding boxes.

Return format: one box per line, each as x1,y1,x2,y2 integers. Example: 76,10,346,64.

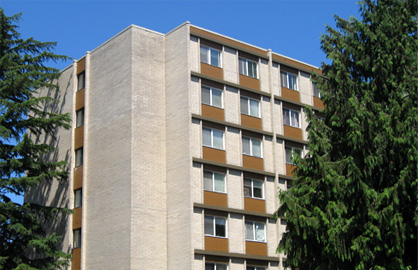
276,0,417,269
0,9,71,270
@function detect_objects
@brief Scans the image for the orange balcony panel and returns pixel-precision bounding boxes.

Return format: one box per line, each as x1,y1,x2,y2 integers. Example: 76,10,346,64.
202,104,224,121
244,197,266,213
313,97,325,110
283,125,303,140
73,166,83,190
203,147,226,163
73,207,82,229
281,87,300,102
201,63,223,80
241,114,262,130
75,89,85,111
246,241,267,256
286,163,297,177
71,248,81,270
205,236,228,253
239,74,260,90
204,191,227,208
242,155,264,171
74,126,84,150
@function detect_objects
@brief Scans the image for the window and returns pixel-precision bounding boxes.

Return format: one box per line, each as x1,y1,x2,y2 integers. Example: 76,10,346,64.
74,189,82,208
313,83,321,98
75,148,83,167
76,109,84,128
206,263,228,270
205,215,227,237
242,136,262,158
200,45,221,67
73,229,81,248
203,127,224,150
244,178,263,199
285,146,302,164
281,71,298,90
283,108,300,128
245,221,265,242
240,96,260,117
77,72,85,91
239,57,258,78
202,85,223,108
247,267,266,270
204,171,225,193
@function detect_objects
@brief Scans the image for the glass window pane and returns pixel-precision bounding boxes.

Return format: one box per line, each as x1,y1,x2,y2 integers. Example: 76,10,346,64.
77,72,85,91
283,108,290,126
253,181,263,198
249,99,259,117
245,222,254,240
239,58,246,75
285,147,292,164
202,128,212,147
200,46,209,64
215,218,226,237
75,148,83,167
217,264,227,270
214,173,225,192
281,71,287,88
205,263,215,270
240,97,248,115
289,73,297,90
294,148,302,158
74,189,82,208
211,88,222,108
73,229,81,248
204,171,213,191
242,137,251,155
204,216,214,235
210,48,219,67
76,109,84,127
291,111,300,127
252,139,261,157
244,178,252,197
202,86,211,105
255,223,265,241
212,130,223,149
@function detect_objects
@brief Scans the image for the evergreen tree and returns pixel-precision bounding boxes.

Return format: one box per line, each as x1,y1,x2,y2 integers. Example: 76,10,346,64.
276,0,417,269
0,9,71,269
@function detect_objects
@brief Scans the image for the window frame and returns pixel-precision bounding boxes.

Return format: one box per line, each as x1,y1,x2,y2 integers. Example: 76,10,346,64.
75,148,83,167
239,57,258,79
203,127,225,150
200,45,222,68
73,228,81,249
76,109,84,128
285,146,303,164
240,96,260,118
74,189,82,208
202,85,223,108
283,107,301,128
245,220,266,242
77,72,85,91
205,262,228,270
204,170,226,193
280,70,298,91
242,136,262,158
204,215,227,238
243,178,264,199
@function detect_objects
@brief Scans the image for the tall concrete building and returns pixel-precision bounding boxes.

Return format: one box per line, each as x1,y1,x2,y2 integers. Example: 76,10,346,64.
28,22,324,270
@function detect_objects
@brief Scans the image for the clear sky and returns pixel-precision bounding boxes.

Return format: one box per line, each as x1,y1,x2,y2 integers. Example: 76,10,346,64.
1,0,361,71
1,0,360,204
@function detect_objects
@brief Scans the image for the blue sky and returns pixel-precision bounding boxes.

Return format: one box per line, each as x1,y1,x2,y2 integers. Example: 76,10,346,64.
1,0,360,204
1,0,361,70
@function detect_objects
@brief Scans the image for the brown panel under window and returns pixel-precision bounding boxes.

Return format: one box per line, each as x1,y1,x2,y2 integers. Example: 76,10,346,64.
281,87,300,102
239,74,260,90
313,97,325,109
286,164,297,177
203,147,226,163
241,114,262,130
73,207,82,229
77,58,85,75
204,191,227,207
244,197,266,213
205,255,229,264
74,126,84,150
243,155,264,171
205,236,229,253
201,63,223,80
75,89,85,111
71,248,81,270
246,241,267,256
283,125,303,140
73,166,83,190
202,104,224,121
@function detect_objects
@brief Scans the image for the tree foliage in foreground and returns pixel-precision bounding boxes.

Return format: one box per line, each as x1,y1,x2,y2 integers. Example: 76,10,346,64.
276,0,417,269
0,9,71,270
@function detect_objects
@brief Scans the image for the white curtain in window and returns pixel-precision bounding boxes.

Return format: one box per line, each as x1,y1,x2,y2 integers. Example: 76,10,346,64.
242,137,251,155
202,128,211,147
200,46,209,64
214,172,224,192
239,58,246,75
283,108,290,126
201,86,211,105
280,71,288,88
291,110,299,127
255,223,265,241
240,97,248,115
249,99,259,117
210,48,219,67
245,222,254,240
204,171,213,191
252,139,261,157
212,129,223,149
212,88,222,108
204,216,214,235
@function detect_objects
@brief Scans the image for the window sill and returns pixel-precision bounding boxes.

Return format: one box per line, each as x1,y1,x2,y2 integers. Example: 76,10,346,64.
204,190,227,195
243,154,263,159
283,124,301,129
244,196,265,201
205,235,228,239
202,103,224,110
240,73,258,80
245,239,266,243
241,113,261,119
201,62,222,69
203,145,225,151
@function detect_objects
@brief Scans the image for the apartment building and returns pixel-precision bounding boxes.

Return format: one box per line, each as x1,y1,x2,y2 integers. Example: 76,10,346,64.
28,22,324,270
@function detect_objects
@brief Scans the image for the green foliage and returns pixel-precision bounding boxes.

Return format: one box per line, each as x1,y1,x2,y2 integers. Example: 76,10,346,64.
0,9,71,270
276,0,417,269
